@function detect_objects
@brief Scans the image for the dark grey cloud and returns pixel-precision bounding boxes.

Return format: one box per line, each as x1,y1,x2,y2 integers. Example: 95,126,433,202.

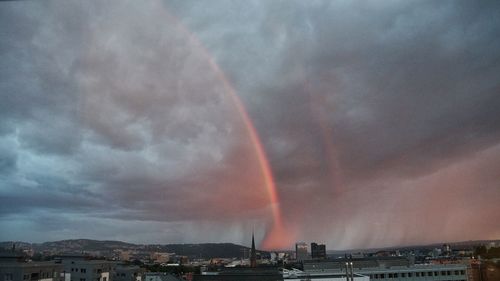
183,0,500,180
0,140,17,174
1,0,499,249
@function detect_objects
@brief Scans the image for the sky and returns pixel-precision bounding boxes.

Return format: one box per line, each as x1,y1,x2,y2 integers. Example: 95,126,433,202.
1,0,500,251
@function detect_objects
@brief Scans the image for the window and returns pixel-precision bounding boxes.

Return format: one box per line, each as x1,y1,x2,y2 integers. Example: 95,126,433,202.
428,272,432,277
394,273,398,278
402,273,406,277
389,273,393,278
460,270,465,275
80,279,86,281
103,278,107,281
416,272,420,277
441,271,446,276
380,274,385,278
5,274,13,281
408,272,413,277
81,269,86,273
23,275,29,280
455,270,459,275
434,271,438,276
447,271,451,275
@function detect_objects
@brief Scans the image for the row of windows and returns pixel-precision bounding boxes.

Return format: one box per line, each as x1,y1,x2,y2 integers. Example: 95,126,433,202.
5,273,58,281
370,270,466,279
71,277,107,281
70,267,113,273
39,272,56,278
94,268,113,273
71,277,108,281
6,271,56,281
70,268,87,273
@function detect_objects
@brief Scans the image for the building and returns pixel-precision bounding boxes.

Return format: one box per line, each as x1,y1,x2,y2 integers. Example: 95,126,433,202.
114,265,144,281
116,251,131,262
58,255,117,281
303,257,468,281
295,243,308,261
142,273,180,281
0,261,65,281
0,251,64,281
250,233,257,268
469,260,500,281
442,244,452,256
304,257,411,272
283,268,369,281
150,253,170,264
193,267,283,281
311,243,327,260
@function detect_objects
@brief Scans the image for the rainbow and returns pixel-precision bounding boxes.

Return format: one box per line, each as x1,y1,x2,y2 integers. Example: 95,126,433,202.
204,53,283,227
202,52,291,250
162,8,288,249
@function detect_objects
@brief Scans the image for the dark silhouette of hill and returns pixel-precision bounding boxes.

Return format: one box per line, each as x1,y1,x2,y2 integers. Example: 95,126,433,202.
0,239,257,258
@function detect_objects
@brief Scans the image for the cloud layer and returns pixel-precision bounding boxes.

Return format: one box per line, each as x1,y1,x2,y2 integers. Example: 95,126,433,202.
1,0,499,250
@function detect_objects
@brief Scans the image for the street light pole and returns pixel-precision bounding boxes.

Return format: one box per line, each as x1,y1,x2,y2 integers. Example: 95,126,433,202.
350,262,354,281
345,262,349,281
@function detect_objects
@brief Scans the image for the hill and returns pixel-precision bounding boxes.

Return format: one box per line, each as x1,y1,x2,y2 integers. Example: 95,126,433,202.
0,239,256,259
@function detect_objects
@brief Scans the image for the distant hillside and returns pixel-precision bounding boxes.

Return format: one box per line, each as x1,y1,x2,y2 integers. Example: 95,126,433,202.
40,239,140,251
0,239,256,259
327,239,500,254
144,243,254,258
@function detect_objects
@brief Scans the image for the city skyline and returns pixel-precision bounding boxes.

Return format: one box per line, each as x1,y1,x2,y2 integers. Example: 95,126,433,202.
1,0,500,250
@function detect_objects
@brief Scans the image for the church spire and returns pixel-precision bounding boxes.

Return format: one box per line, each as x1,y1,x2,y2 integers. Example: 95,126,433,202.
250,232,257,267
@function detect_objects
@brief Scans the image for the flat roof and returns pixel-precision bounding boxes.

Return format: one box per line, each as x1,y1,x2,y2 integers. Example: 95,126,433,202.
0,262,63,268
61,260,118,265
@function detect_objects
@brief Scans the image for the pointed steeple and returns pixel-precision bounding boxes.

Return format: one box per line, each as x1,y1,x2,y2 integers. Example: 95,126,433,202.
250,232,257,267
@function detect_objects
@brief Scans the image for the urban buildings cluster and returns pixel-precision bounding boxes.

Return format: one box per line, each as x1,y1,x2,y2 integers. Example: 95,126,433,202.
1,238,499,281
295,242,327,261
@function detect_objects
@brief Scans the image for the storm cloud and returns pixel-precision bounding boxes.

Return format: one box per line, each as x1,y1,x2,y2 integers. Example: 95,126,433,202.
1,0,499,250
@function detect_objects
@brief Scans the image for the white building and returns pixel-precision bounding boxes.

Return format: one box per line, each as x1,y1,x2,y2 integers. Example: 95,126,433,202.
303,258,468,281
283,268,369,281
